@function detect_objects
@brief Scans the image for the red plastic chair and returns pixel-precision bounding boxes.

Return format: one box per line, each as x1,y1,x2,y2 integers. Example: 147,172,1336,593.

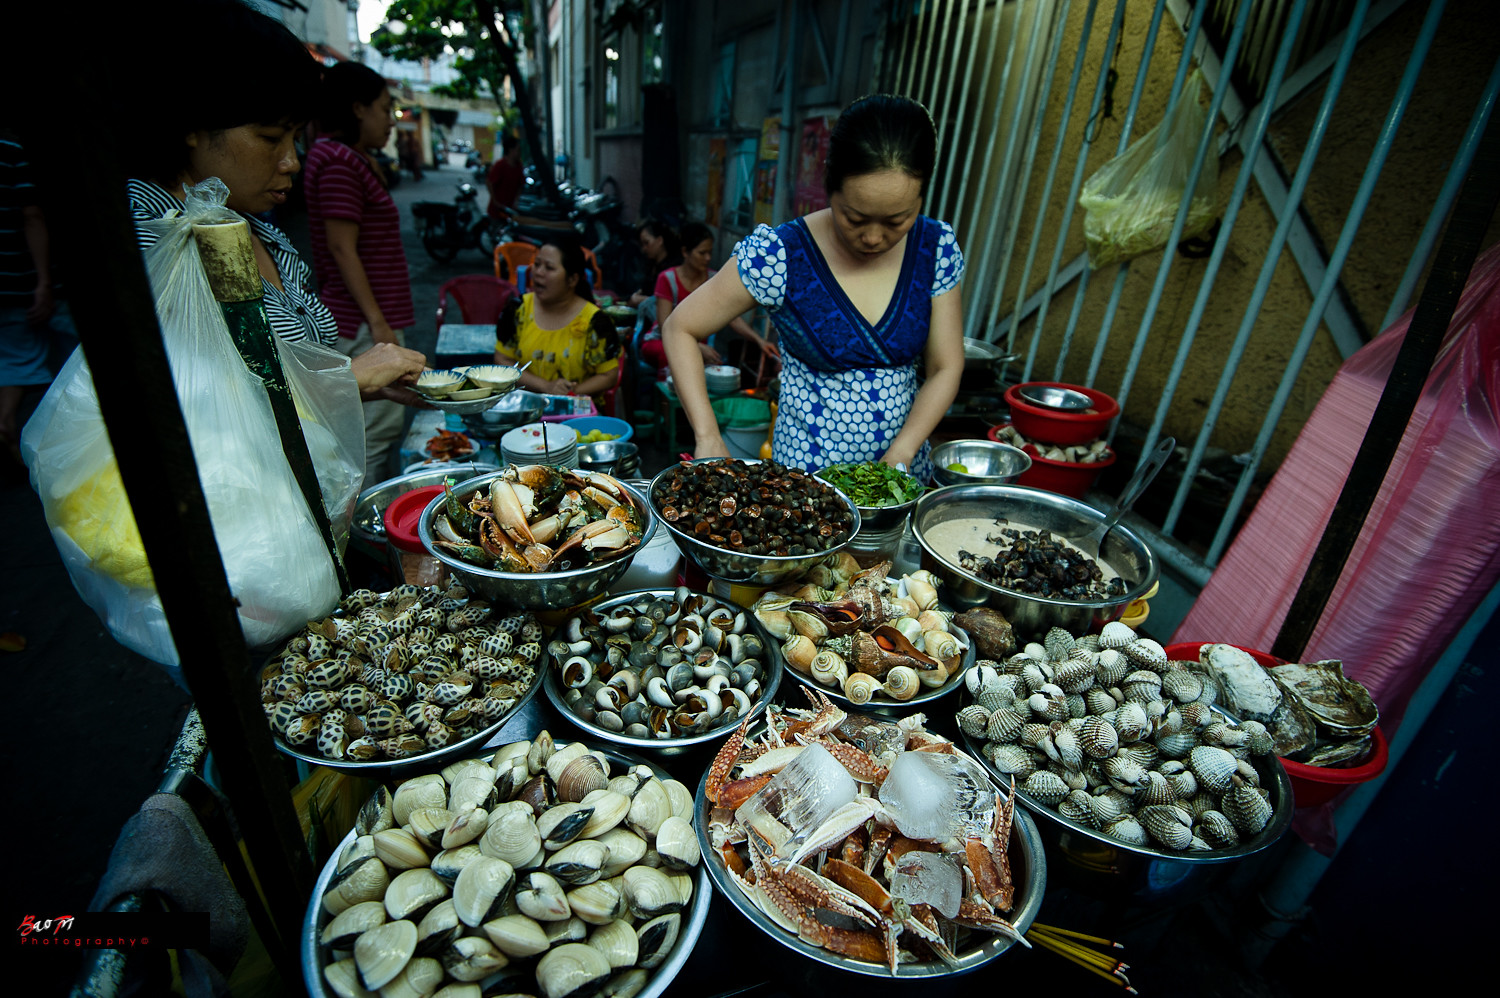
436,275,518,329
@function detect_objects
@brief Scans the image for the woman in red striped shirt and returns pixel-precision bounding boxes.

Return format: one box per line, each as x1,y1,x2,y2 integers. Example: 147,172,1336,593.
303,62,419,487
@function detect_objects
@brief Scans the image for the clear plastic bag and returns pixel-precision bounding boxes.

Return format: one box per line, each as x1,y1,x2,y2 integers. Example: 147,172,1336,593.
20,180,363,677
1079,71,1219,269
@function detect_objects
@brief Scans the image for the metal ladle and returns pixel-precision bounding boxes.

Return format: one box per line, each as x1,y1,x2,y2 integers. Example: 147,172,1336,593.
1074,436,1175,562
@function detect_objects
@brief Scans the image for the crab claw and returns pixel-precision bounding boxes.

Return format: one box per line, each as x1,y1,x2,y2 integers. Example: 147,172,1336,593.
490,479,536,546
552,518,637,562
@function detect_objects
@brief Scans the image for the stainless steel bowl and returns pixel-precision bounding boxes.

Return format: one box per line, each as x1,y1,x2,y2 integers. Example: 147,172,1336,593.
1017,384,1093,411
930,440,1032,487
578,439,640,477
959,703,1293,900
302,741,711,998
462,390,546,439
649,459,861,588
352,461,500,545
693,734,1045,977
814,464,926,532
418,472,657,609
543,588,783,755
912,484,1158,637
780,611,976,713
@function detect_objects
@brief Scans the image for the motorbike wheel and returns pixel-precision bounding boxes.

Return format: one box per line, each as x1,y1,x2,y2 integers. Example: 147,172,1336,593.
422,226,459,264
477,219,502,259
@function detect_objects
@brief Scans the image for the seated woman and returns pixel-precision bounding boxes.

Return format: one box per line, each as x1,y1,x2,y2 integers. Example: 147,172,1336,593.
494,239,621,413
640,222,777,381
627,218,681,320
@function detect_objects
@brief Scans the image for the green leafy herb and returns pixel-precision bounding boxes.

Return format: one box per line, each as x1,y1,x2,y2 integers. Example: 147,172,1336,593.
819,461,925,508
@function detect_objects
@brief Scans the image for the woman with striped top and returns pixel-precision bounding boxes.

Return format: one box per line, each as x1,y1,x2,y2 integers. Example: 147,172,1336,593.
121,0,426,482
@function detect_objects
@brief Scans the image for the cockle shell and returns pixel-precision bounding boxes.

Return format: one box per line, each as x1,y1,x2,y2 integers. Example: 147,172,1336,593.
1188,745,1238,795
1079,715,1118,759
985,707,1027,743
1021,769,1069,806
1221,783,1274,835
1195,809,1240,848
956,704,991,738
1139,804,1193,850
984,743,1036,778
1100,621,1137,650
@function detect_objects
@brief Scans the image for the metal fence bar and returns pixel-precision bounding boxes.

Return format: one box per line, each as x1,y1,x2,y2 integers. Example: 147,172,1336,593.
930,0,973,183
908,0,944,96
1206,0,1447,565
957,0,1031,272
1047,0,1172,380
1165,0,1373,536
1138,0,1311,473
1380,55,1500,331
1018,0,1128,378
941,0,1009,224
934,0,991,220
924,0,961,110
996,0,1102,353
984,0,1073,339
1106,0,1253,427
1086,0,1210,384
965,0,1052,327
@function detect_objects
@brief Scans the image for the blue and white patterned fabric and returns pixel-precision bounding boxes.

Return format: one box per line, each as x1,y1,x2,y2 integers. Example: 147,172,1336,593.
734,215,964,483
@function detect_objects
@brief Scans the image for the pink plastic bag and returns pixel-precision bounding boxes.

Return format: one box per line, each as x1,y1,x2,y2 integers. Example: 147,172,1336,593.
1175,243,1500,739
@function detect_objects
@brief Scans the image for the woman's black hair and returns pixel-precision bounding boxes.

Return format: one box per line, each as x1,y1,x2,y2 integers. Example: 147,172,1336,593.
318,62,389,144
541,238,596,304
636,217,680,258
824,94,938,197
120,0,321,183
678,222,714,255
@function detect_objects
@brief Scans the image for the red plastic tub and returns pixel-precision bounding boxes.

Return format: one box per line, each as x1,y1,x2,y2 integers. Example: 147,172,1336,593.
989,423,1117,499
1005,381,1119,445
1164,642,1389,808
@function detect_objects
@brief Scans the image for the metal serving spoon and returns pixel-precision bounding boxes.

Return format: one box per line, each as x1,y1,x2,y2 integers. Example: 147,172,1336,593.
1074,436,1175,562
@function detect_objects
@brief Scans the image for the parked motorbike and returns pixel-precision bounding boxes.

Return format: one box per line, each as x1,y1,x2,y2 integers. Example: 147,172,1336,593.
411,183,501,263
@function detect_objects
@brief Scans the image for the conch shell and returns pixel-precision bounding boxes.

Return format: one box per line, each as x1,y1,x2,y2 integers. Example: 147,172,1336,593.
788,600,866,638
952,607,1017,660
848,625,941,679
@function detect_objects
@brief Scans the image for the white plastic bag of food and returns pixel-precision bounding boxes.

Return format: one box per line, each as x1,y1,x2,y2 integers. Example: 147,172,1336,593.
1079,71,1219,269
20,179,363,677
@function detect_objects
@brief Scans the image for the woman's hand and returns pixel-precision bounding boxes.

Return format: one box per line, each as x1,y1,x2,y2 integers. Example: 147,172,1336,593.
698,342,722,365
880,445,916,471
629,291,649,307
351,341,426,401
542,376,578,395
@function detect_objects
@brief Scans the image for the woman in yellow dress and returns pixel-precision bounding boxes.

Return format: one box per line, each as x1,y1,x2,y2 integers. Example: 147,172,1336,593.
494,239,620,409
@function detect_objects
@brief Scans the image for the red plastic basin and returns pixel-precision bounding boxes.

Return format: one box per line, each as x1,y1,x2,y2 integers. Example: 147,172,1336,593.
989,424,1116,499
384,484,447,555
1164,642,1388,808
1005,381,1119,445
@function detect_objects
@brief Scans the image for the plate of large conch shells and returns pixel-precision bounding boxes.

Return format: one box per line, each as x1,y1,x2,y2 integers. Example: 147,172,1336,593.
752,562,975,710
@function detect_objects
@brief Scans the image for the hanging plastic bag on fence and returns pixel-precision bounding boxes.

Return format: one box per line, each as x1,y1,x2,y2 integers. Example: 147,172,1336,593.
20,179,364,677
1079,71,1219,269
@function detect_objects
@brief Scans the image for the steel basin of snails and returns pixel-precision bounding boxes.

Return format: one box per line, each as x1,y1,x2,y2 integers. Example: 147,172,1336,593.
912,484,1158,638
302,734,710,998
543,588,784,754
649,458,861,588
261,582,545,773
419,469,657,610
693,711,1046,978
954,621,1292,898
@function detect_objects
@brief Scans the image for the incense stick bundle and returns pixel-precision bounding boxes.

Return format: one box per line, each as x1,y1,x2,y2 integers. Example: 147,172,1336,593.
1026,923,1135,993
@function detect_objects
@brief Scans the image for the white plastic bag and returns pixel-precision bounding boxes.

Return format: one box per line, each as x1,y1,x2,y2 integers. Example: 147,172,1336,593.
20,180,363,676
1079,71,1219,269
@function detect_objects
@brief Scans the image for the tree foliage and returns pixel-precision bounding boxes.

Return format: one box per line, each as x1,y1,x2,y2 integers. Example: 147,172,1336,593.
371,0,523,102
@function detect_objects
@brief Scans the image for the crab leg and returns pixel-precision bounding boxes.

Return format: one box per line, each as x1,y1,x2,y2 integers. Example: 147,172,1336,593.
705,717,750,805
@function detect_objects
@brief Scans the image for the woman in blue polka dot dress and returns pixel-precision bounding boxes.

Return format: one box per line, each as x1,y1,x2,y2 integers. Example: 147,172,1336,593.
663,94,965,484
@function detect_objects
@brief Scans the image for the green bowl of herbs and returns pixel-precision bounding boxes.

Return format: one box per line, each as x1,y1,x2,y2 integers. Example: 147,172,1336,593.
816,461,926,532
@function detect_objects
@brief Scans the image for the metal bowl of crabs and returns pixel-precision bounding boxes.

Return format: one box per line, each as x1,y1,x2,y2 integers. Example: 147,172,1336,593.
302,738,711,998
544,589,785,755
693,720,1045,978
649,458,861,589
912,484,1158,637
418,469,657,610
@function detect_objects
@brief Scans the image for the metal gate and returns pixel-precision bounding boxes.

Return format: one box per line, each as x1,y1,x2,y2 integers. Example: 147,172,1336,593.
875,0,1500,586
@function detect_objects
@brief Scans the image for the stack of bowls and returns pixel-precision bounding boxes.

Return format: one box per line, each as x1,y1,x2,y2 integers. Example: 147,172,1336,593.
704,365,741,395
500,421,579,469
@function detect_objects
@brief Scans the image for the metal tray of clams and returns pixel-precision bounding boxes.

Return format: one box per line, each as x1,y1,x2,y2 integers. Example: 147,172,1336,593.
957,696,1293,865
693,720,1045,979
302,738,711,998
542,588,784,754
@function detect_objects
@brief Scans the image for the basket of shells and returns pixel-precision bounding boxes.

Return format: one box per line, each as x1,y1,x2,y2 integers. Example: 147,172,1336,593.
695,698,1045,978
649,458,860,588
953,621,1293,873
303,731,709,998
261,581,545,770
543,587,783,752
752,565,975,710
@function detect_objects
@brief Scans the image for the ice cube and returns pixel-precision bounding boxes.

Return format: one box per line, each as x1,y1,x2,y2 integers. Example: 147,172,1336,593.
735,742,857,858
891,850,964,918
877,751,998,842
